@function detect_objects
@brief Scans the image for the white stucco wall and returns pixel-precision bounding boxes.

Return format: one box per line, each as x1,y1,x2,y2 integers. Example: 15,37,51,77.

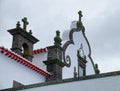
32,52,47,71
0,53,45,90
18,75,120,91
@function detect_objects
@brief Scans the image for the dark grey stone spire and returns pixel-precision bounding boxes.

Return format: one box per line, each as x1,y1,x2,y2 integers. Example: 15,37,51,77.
44,30,65,81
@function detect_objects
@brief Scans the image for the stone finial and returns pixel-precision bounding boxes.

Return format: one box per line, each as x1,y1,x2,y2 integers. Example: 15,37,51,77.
22,17,29,31
54,30,62,46
74,67,77,78
16,21,21,28
94,63,100,74
77,50,81,57
29,30,32,35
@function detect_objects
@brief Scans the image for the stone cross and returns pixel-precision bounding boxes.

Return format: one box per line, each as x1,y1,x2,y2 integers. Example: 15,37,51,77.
22,17,29,31
78,11,83,22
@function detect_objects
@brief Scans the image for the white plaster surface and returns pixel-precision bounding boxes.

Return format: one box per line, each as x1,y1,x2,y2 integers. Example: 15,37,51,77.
32,52,47,71
0,53,45,90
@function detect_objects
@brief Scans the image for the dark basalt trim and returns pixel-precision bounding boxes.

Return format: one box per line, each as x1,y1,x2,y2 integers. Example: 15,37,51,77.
7,28,39,44
81,27,95,72
47,45,63,50
62,28,80,67
43,58,66,67
62,23,94,69
1,71,120,91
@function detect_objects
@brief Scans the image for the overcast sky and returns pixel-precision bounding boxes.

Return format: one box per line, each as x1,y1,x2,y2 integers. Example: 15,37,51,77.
0,0,120,73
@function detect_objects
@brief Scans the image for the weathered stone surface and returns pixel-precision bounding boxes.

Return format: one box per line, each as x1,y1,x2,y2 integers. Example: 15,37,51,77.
8,18,39,61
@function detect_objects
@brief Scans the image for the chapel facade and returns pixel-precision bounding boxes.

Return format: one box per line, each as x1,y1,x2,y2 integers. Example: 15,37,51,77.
0,11,100,90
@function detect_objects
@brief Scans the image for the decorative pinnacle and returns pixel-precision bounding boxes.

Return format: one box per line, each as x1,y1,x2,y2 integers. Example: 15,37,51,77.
22,17,29,31
74,67,77,78
78,10,83,22
77,10,83,29
29,30,32,35
94,64,100,74
54,30,62,46
16,21,21,28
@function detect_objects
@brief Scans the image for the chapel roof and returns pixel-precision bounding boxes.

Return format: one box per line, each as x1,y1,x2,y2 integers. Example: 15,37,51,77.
0,46,51,77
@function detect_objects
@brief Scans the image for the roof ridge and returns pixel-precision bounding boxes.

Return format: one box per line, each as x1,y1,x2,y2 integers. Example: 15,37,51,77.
0,46,51,77
33,48,47,55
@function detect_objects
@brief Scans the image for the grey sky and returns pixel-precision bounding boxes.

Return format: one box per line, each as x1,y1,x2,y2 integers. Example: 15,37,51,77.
0,0,120,73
